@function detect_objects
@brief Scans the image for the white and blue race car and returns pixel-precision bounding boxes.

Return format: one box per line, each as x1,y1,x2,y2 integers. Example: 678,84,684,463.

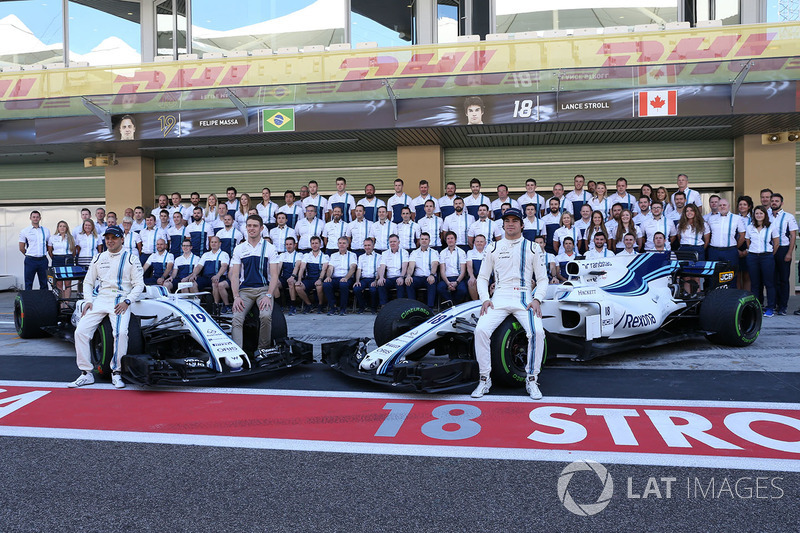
324,251,762,392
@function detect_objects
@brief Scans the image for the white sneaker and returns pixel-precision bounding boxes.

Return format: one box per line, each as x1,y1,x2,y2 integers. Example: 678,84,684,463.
526,376,542,400
111,373,125,389
68,372,94,388
471,375,492,398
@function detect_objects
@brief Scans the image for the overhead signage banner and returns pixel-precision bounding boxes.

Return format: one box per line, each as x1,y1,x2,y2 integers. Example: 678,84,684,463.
0,24,798,104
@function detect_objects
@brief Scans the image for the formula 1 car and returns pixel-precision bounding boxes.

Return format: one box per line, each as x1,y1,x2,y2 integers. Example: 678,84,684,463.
13,265,312,385
324,251,762,392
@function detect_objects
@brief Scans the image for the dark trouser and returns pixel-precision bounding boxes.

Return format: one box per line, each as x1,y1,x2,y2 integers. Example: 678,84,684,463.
353,277,377,311
410,275,438,307
323,278,352,310
437,276,467,304
24,256,48,290
378,277,405,305
748,253,775,311
774,246,791,311
708,246,739,288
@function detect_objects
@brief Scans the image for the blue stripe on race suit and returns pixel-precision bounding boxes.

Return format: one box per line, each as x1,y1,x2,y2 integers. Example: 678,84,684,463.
519,241,527,289
521,291,535,375
377,304,480,375
159,300,222,371
112,294,122,371
117,252,128,290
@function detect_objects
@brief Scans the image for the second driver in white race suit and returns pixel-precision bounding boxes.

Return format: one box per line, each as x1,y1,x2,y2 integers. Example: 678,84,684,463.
472,207,548,400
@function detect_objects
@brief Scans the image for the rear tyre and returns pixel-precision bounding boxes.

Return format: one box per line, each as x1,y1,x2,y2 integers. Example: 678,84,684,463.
699,289,761,347
374,298,434,347
242,303,287,355
490,316,548,387
14,290,58,339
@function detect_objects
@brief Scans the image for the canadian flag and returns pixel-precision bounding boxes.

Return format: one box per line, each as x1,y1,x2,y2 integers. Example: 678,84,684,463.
638,90,677,117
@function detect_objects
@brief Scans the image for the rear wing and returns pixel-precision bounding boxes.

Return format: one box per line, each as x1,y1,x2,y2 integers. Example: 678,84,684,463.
49,266,88,281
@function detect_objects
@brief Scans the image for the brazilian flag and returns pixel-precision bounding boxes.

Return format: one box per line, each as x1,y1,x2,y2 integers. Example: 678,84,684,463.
262,108,295,132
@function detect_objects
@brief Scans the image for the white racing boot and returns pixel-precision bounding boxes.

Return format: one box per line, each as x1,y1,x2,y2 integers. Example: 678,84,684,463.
471,375,492,398
526,375,542,400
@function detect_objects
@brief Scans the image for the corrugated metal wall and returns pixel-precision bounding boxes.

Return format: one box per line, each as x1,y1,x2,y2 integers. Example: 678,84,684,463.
154,151,398,197
0,162,105,201
444,140,734,193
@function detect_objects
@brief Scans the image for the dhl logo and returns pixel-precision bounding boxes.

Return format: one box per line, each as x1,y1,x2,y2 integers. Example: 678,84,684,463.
0,28,797,103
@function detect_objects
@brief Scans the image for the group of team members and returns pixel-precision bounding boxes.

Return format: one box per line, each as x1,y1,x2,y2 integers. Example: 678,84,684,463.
19,174,799,316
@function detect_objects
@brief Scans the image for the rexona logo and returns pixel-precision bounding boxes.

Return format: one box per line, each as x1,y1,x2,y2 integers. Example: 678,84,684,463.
623,312,656,328
557,460,614,516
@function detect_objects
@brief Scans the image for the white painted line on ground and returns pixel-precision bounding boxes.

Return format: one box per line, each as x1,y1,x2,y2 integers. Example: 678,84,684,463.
1,380,799,410
1,426,797,472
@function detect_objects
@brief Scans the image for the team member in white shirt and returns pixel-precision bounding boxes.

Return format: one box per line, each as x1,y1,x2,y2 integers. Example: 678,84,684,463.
304,180,329,221
204,193,221,226
518,178,546,217
396,207,421,252
466,234,489,301
356,183,384,222
565,174,592,218
75,219,102,267
437,231,468,305
256,187,279,227
471,207,548,400
633,196,652,226
387,178,413,224
353,238,381,313
138,216,166,265
704,195,720,223
48,220,75,299
609,177,638,214
369,206,396,253
490,184,520,220
410,179,441,220
156,209,172,235
769,193,798,315
131,206,147,233
346,205,372,256
676,204,710,259
589,181,612,220
442,197,475,251
553,212,580,255
185,193,203,223
294,205,325,253
417,199,444,250
151,195,169,221
267,213,296,254
584,232,613,260
547,183,571,216
616,234,639,265
120,217,143,256
377,235,409,304
554,236,579,282
275,237,303,315
404,232,440,307
224,187,240,218
534,235,559,282
295,236,329,313
573,204,593,254
327,177,356,223
670,173,702,211
18,210,51,290
745,206,780,317
464,178,491,219
323,237,358,315
642,202,677,251
69,225,144,389
438,181,459,219
666,190,687,222
94,207,108,236
164,239,200,293
73,208,92,240
468,204,502,247
323,206,349,253
707,198,745,288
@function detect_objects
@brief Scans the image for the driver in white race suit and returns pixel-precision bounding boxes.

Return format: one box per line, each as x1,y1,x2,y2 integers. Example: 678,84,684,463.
472,207,548,400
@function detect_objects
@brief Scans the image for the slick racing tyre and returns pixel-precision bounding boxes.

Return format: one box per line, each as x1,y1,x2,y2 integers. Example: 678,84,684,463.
490,316,548,387
14,290,58,339
91,317,115,377
242,303,287,355
699,289,761,347
374,299,434,348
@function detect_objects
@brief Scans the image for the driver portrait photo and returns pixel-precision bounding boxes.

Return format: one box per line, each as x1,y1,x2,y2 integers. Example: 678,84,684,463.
464,96,485,125
118,114,136,141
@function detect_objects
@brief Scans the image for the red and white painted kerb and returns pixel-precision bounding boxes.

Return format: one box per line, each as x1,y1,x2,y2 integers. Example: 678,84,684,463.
1,381,798,472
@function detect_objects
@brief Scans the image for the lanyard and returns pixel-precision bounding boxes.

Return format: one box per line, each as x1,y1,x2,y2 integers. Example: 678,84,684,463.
427,249,432,273
151,229,158,252
406,222,414,248
726,215,733,247
200,221,206,253
763,226,770,252
338,220,345,240
258,240,268,284
463,214,468,244
316,196,323,219
214,250,222,272
312,218,319,238
161,252,168,269
385,221,391,245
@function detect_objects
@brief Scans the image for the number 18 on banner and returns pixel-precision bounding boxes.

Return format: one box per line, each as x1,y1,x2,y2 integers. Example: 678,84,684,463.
638,90,677,117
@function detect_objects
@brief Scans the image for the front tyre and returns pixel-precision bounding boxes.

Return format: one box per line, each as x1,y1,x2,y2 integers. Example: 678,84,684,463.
699,289,761,347
90,317,114,377
373,299,434,347
489,316,548,387
14,290,58,338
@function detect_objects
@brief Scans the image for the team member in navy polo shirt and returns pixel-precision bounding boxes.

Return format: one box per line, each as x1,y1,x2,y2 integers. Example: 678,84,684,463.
386,179,412,224
168,211,189,257
405,232,440,308
464,179,490,219
356,183,384,222
276,237,303,315
142,238,174,287
165,239,200,293
229,215,280,353
410,179,440,220
565,174,592,217
191,235,229,295
216,214,244,257
295,236,329,313
278,190,302,229
186,207,210,257
225,187,239,217
18,210,51,290
327,177,356,223
323,237,357,315
353,237,380,313
438,181,459,219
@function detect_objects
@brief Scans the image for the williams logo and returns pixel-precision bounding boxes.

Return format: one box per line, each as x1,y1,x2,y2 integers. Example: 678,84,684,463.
262,108,295,131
